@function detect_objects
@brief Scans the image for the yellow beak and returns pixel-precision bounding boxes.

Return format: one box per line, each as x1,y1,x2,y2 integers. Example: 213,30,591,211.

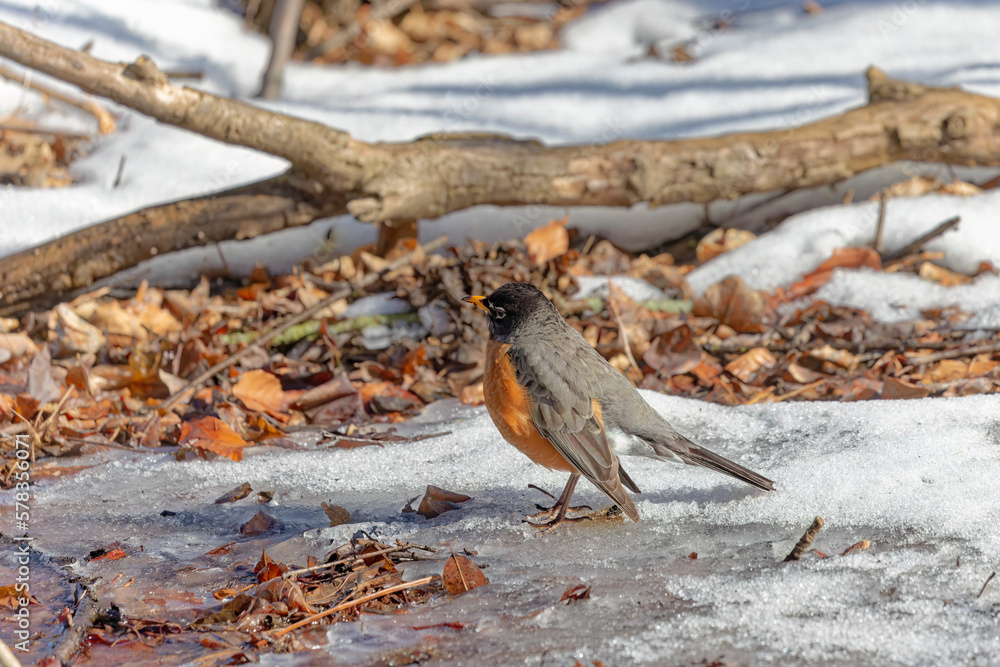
462,295,489,313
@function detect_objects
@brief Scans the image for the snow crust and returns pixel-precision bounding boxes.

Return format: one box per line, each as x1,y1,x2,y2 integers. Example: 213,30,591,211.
23,394,1000,664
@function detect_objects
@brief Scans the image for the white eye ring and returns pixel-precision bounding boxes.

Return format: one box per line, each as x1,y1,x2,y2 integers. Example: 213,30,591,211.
493,306,506,319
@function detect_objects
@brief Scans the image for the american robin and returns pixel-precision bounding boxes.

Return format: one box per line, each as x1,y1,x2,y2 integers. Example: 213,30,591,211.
463,282,773,531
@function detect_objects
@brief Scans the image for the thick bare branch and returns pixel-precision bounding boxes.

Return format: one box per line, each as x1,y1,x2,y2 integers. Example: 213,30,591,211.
0,172,345,308
3,19,1000,307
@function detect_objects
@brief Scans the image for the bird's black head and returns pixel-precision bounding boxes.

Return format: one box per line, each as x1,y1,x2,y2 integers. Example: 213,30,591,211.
462,282,556,343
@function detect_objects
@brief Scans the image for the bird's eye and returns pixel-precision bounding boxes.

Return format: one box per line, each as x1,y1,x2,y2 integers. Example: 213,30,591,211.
493,306,506,319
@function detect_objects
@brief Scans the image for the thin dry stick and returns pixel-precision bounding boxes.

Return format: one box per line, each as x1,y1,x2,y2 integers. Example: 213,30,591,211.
883,215,961,261
873,193,887,254
282,543,434,579
158,235,448,411
0,63,115,134
607,297,642,381
905,339,1000,365
977,571,996,598
272,575,437,637
784,516,824,562
449,550,470,592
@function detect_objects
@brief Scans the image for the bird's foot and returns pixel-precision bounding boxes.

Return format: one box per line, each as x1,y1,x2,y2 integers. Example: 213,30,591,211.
525,502,594,532
525,512,593,533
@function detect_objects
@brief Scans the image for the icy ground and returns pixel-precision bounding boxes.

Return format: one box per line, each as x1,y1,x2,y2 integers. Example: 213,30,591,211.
19,393,1000,665
4,0,1000,664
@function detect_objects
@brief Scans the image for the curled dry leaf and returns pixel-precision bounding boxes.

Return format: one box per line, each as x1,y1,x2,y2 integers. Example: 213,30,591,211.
787,247,882,299
880,377,929,400
643,324,702,377
0,332,38,359
724,347,778,383
696,228,757,264
442,553,488,595
214,482,253,504
322,502,352,527
180,416,250,462
559,584,591,604
693,275,767,333
460,381,485,406
525,216,569,266
232,369,303,422
53,303,105,356
808,344,858,370
256,578,317,615
918,262,971,287
407,485,473,519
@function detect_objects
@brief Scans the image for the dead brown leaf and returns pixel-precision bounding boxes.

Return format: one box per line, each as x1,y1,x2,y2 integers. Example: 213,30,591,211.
525,216,569,266
442,553,488,595
322,502,352,527
214,482,253,504
696,228,756,264
725,347,777,383
788,247,882,299
693,275,767,333
180,416,250,462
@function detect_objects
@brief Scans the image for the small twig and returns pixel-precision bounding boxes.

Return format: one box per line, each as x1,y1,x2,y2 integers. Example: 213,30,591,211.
883,215,961,262
271,575,437,637
49,585,99,666
304,0,417,60
905,339,1000,365
873,192,887,254
0,63,116,134
784,516,824,562
112,155,126,188
282,543,435,579
977,571,996,598
607,296,642,381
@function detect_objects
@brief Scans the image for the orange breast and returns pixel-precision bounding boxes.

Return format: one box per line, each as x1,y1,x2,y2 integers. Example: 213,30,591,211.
483,340,575,472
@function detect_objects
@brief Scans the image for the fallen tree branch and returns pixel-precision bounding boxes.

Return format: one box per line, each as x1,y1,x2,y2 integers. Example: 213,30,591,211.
0,63,116,134
882,215,962,262
3,20,1000,306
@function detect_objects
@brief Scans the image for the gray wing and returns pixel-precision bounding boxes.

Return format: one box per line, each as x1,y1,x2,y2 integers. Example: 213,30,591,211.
508,341,639,522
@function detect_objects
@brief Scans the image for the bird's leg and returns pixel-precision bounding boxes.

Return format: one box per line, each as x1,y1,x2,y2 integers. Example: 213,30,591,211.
526,474,592,531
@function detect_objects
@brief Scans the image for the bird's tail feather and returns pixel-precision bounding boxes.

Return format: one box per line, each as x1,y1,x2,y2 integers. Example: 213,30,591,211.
679,445,774,491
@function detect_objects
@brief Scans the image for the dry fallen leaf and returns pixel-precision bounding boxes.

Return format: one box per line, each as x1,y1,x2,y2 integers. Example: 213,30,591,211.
525,216,569,266
725,347,778,383
559,584,591,604
232,369,302,421
322,502,352,527
241,511,279,536
696,228,756,264
405,485,473,519
214,482,253,504
880,377,930,400
180,416,250,462
442,553,488,595
693,275,767,333
788,247,882,299
918,262,971,287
